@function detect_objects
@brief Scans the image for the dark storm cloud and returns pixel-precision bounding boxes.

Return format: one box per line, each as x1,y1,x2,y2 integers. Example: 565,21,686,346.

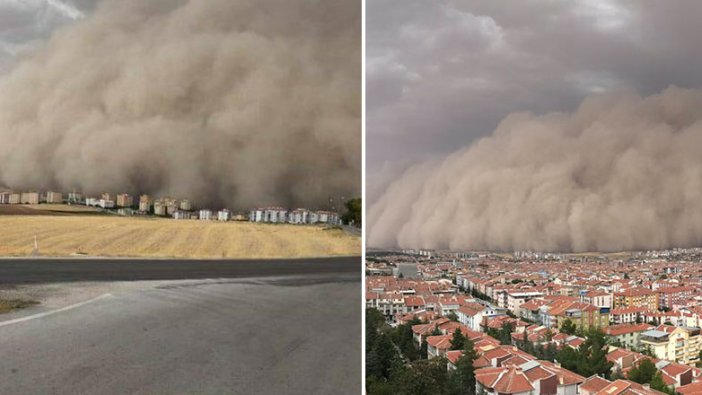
369,1,702,251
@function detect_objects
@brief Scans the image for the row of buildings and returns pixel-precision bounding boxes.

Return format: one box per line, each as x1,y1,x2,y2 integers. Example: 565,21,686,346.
0,191,42,204
248,207,341,225
367,248,702,367
1,190,342,225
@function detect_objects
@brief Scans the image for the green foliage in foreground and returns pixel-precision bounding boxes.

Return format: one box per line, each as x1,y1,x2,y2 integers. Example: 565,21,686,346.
366,308,479,395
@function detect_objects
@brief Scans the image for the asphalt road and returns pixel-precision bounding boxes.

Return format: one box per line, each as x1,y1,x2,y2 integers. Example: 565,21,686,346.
0,256,360,284
0,258,361,394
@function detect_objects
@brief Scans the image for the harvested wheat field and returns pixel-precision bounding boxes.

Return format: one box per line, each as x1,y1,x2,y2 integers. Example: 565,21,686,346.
0,216,360,259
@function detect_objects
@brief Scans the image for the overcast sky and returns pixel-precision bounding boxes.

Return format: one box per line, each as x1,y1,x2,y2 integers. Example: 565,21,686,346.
367,0,702,201
0,0,93,72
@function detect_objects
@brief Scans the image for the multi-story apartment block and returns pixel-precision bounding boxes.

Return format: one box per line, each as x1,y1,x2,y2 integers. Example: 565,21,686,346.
457,303,502,332
139,195,152,212
506,291,544,316
20,192,39,204
116,194,133,208
46,191,63,204
581,290,613,308
641,325,701,366
614,288,659,311
657,287,695,310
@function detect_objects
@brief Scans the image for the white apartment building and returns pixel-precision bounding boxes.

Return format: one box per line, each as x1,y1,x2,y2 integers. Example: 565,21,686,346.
507,291,544,316
199,210,213,220
217,210,231,221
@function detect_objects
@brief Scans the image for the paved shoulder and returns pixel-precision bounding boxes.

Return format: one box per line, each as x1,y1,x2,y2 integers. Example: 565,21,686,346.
0,256,361,284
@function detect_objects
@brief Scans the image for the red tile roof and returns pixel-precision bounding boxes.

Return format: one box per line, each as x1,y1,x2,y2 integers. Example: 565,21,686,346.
678,381,702,395
604,323,653,336
580,375,612,393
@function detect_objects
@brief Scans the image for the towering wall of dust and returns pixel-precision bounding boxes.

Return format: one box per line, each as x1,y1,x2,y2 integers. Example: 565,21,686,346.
368,86,702,252
0,0,360,209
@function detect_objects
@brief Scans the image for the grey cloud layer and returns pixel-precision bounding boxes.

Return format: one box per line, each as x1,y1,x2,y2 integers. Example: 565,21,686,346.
0,0,88,71
368,87,702,252
0,0,360,209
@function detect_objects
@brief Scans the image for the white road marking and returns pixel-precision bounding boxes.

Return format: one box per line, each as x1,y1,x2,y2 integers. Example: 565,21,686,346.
0,293,113,328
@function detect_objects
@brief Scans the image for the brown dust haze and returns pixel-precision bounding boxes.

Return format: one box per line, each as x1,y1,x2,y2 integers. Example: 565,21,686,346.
0,0,361,209
369,86,702,253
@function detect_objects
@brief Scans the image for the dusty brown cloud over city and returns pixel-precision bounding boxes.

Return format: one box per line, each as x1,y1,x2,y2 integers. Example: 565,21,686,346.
0,0,360,209
369,86,702,252
367,1,702,253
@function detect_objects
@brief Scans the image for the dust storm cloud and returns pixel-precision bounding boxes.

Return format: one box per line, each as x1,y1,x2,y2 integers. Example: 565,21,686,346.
0,0,360,209
368,87,702,252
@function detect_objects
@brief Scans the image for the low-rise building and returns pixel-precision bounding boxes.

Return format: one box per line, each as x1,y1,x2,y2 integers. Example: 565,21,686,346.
604,323,653,350
99,199,114,209
172,211,189,220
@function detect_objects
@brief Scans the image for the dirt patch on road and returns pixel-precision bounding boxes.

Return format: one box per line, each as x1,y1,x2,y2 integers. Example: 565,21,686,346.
0,298,39,314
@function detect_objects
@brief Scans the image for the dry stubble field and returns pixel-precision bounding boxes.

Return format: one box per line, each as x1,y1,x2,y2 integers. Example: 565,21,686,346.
0,215,360,259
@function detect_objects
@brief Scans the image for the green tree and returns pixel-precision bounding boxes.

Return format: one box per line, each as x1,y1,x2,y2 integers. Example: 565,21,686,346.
392,319,420,361
497,322,514,345
450,328,466,351
447,337,479,395
446,312,459,322
390,357,449,395
560,318,577,335
369,333,399,380
628,359,657,384
420,338,428,359
340,198,361,226
650,372,674,395
544,329,554,342
366,308,389,378
556,328,612,379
